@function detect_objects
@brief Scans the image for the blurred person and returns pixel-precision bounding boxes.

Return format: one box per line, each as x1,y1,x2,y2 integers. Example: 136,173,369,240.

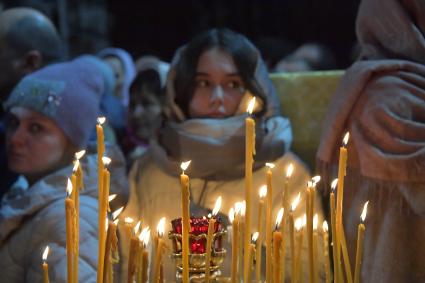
317,0,425,281
0,57,127,282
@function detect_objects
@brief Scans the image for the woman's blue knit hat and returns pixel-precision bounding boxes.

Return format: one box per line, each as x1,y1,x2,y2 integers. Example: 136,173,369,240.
4,57,104,148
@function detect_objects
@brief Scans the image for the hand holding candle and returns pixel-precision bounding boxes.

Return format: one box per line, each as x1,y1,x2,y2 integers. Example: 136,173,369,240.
42,246,50,283
354,201,369,283
205,196,222,283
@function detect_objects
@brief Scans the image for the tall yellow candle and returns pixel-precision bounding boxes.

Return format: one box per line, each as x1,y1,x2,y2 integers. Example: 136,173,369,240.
138,227,150,283
281,164,294,281
70,171,78,283
313,214,319,283
354,202,369,283
322,221,331,283
229,207,239,283
244,97,256,283
273,208,284,283
42,246,50,283
290,193,301,283
104,207,123,283
256,185,267,282
330,179,341,283
153,218,166,283
205,197,221,283
341,226,353,283
180,161,191,283
98,157,111,283
248,233,258,283
265,162,275,283
336,133,349,282
96,117,105,283
306,183,314,283
294,217,304,283
65,179,75,283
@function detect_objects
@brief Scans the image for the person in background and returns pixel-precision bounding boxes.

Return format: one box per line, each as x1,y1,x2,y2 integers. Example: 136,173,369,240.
0,57,128,283
317,0,425,282
98,47,136,137
120,28,325,282
121,55,169,166
274,42,337,72
0,7,64,200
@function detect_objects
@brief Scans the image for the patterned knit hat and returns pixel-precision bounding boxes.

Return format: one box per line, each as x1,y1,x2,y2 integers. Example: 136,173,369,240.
4,57,104,148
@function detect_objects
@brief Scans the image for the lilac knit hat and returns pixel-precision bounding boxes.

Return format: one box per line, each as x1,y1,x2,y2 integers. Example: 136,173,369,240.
4,57,104,148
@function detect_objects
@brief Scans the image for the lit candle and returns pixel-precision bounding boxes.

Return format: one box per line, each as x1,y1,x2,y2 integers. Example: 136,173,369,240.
104,207,123,283
290,193,301,283
336,132,349,283
354,201,369,283
294,217,304,283
180,161,191,283
244,97,256,283
65,179,75,283
42,246,50,283
256,185,267,282
96,117,105,283
322,221,331,283
229,207,239,283
138,227,150,283
75,150,86,191
282,163,294,281
306,181,313,283
128,221,141,283
265,162,275,283
313,214,319,283
153,217,166,283
273,208,284,283
248,232,259,283
341,220,353,283
205,196,222,283
98,157,111,283
330,179,341,283
124,217,135,240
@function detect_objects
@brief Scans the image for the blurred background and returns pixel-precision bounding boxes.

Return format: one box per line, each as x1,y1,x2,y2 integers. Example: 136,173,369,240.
0,0,360,69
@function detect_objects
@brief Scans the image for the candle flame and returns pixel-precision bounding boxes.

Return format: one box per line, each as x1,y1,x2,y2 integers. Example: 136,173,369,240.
265,162,275,169
134,221,141,234
241,201,246,217
113,219,119,225
322,220,329,233
313,214,319,231
157,217,166,237
247,97,256,114
75,150,86,160
291,193,301,211
42,246,49,261
108,194,117,202
252,232,259,243
229,208,235,223
102,156,112,166
66,178,73,196
112,206,124,220
234,202,243,215
212,196,222,216
72,159,80,172
331,178,338,191
312,175,321,186
286,163,294,178
259,185,267,199
295,217,303,231
124,217,134,224
275,208,284,229
360,201,369,222
343,132,350,147
97,117,106,125
139,227,150,246
180,160,191,172
302,214,307,227
105,217,109,232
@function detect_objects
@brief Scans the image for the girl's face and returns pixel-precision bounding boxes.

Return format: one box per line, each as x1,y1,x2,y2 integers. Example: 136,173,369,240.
6,106,72,184
188,48,245,118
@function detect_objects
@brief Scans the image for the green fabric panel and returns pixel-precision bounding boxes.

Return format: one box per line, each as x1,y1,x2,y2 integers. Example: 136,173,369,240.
270,70,344,171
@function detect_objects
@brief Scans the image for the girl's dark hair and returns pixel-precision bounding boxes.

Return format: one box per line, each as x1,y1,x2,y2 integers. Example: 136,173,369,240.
174,28,267,116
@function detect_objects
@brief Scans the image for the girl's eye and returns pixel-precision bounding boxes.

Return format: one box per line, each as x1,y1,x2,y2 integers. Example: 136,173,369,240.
196,80,209,88
29,123,43,133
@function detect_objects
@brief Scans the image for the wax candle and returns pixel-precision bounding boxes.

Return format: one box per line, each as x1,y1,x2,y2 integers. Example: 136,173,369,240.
290,193,301,283
265,162,275,283
244,97,256,283
103,207,123,283
354,201,369,283
65,179,75,283
138,227,150,283
322,221,331,283
153,217,166,283
229,207,239,283
281,163,294,281
98,157,111,283
294,217,304,283
128,222,141,283
70,167,78,283
75,150,85,191
180,161,191,283
341,225,353,283
306,182,314,283
273,208,284,283
336,132,349,283
256,185,267,282
96,117,105,283
313,214,319,283
205,196,222,283
249,232,258,283
42,246,50,283
330,179,341,283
